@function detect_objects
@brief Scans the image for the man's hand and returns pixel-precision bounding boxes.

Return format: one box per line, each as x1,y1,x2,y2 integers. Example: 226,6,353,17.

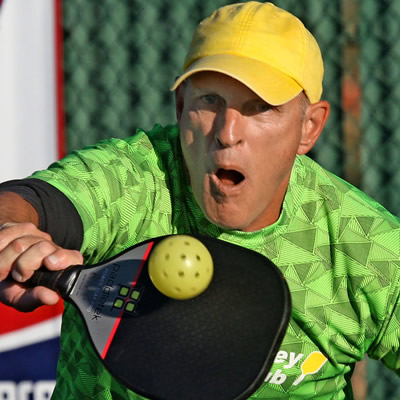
0,222,83,312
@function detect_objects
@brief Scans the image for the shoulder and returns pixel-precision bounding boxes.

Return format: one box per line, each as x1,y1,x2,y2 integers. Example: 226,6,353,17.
78,123,180,161
292,155,400,228
124,124,180,153
36,124,181,180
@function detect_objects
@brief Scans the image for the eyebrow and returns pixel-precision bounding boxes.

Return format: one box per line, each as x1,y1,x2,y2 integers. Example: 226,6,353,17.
187,80,275,109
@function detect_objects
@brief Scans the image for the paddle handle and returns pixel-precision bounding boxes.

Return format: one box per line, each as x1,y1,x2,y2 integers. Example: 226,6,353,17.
24,265,82,299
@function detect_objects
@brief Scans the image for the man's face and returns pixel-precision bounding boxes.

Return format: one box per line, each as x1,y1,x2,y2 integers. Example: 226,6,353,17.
176,72,310,232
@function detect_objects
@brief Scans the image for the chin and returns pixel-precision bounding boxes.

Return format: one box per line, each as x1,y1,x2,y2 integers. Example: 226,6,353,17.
205,211,252,232
199,193,260,231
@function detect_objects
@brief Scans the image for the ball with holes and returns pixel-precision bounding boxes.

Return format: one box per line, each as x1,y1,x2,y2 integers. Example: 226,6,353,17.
148,235,214,300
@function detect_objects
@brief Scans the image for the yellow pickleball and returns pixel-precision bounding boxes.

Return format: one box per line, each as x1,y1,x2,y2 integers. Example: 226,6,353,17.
148,235,214,300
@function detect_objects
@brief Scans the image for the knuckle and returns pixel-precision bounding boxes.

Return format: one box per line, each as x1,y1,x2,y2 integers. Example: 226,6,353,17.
35,239,56,254
0,223,51,252
38,230,52,241
10,237,28,254
19,222,36,231
21,223,52,241
9,222,36,234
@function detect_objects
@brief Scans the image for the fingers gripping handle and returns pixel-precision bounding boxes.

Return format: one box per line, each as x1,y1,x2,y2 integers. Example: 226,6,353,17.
24,265,81,300
24,269,62,291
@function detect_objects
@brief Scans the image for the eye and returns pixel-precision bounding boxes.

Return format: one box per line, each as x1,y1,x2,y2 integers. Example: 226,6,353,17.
255,102,272,113
243,100,273,116
201,94,221,105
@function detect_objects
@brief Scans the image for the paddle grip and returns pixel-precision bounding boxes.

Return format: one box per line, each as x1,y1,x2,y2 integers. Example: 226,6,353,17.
24,265,81,300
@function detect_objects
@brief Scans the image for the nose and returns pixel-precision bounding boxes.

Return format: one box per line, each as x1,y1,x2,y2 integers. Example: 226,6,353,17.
214,107,244,148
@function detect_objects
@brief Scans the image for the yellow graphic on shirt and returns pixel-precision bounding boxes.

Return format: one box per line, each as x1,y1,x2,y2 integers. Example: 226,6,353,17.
293,351,328,386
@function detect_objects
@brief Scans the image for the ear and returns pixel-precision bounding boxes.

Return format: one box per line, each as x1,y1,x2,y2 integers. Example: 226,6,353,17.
175,81,186,123
297,100,330,155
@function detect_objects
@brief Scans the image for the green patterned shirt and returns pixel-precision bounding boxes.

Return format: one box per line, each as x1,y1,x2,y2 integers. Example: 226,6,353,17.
32,124,400,399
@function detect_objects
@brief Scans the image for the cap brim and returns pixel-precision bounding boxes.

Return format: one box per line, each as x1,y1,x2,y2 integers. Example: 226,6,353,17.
170,54,303,106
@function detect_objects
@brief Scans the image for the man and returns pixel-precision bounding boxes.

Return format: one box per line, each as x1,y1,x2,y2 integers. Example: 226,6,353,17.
0,2,399,398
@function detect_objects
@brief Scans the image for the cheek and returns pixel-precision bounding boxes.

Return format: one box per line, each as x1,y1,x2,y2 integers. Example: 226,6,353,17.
265,120,303,155
180,128,195,149
179,125,207,185
180,111,215,156
251,123,302,177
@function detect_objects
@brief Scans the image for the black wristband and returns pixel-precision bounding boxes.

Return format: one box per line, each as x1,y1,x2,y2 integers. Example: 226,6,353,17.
0,178,83,250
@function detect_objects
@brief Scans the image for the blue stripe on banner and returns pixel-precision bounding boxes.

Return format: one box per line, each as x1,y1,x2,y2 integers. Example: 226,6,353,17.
0,337,60,379
0,337,59,400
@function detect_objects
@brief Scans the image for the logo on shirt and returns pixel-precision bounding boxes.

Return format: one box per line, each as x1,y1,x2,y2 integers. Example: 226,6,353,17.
265,350,327,386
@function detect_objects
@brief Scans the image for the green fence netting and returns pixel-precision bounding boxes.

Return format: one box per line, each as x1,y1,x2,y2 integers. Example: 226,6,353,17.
61,1,400,399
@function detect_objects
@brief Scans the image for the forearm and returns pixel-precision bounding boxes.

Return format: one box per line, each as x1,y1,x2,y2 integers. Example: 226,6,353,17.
0,191,39,226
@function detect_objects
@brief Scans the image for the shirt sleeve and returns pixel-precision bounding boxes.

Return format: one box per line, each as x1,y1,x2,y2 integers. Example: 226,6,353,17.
30,133,174,264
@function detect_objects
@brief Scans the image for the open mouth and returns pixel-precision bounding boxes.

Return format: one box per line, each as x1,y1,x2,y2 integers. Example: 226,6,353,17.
216,168,245,186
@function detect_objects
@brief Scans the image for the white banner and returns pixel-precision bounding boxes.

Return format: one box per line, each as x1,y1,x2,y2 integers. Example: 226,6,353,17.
0,0,60,182
0,2,64,397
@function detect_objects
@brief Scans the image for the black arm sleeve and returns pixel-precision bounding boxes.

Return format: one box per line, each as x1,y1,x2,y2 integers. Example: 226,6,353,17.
0,178,83,250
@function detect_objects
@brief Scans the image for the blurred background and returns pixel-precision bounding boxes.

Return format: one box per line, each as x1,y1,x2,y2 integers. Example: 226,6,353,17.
1,0,400,399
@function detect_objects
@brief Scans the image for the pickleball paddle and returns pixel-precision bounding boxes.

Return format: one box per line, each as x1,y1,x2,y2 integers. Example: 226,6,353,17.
24,234,291,400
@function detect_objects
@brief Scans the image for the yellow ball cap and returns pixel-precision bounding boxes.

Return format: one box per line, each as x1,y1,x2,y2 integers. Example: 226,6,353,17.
148,235,214,300
171,2,323,105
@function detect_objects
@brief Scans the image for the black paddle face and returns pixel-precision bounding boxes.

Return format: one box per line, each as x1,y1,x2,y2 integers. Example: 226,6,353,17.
65,235,291,400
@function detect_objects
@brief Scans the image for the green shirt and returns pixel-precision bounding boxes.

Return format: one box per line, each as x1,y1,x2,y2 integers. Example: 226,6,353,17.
32,124,400,399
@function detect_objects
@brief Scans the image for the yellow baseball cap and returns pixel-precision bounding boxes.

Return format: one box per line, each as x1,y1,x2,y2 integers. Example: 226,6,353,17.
171,2,323,104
